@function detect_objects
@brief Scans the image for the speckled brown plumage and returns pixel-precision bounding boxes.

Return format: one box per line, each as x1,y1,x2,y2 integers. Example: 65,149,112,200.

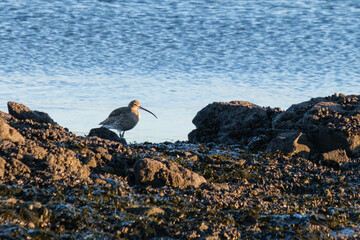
99,100,157,138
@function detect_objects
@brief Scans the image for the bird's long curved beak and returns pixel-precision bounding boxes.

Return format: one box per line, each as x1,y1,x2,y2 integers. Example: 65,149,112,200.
140,106,158,119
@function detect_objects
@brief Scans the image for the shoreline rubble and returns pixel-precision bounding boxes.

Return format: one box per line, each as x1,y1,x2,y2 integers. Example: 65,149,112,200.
0,95,360,239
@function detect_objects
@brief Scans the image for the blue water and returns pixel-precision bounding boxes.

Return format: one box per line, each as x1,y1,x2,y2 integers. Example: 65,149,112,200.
0,0,359,142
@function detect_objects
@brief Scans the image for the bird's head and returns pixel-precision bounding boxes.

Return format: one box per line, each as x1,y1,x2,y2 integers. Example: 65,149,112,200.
129,100,157,119
129,100,140,109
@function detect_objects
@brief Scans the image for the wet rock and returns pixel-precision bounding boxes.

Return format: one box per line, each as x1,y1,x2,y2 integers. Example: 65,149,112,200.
266,131,311,157
133,158,206,188
88,127,127,145
272,94,360,157
321,149,349,169
0,119,25,142
7,101,56,125
188,101,281,145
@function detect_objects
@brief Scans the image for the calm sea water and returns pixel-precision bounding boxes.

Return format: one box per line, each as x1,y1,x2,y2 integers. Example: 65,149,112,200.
0,0,359,142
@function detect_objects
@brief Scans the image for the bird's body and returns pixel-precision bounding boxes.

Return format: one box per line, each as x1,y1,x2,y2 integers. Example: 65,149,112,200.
99,100,157,138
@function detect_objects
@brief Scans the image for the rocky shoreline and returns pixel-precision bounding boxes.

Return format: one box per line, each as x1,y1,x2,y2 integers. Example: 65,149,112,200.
1,95,360,239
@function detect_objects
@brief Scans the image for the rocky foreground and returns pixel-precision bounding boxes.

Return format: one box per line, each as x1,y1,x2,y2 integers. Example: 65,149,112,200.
1,95,360,239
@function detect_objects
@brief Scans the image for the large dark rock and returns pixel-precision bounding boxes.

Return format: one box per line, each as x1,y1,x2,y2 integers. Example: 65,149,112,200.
133,158,206,188
188,101,281,145
272,94,360,157
88,127,127,145
7,101,56,125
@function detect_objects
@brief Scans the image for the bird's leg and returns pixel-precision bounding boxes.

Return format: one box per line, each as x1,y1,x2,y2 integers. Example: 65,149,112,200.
118,131,123,138
120,131,125,138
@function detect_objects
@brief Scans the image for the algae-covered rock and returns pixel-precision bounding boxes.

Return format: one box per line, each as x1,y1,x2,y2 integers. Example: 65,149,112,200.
133,158,206,188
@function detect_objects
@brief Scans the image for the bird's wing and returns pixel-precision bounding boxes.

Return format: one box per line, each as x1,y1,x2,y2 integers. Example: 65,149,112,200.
99,107,127,125
108,107,127,118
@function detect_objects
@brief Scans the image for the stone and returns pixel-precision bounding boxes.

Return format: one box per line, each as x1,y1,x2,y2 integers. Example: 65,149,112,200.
133,158,206,189
0,110,14,123
0,118,25,142
188,101,281,145
46,150,90,181
7,101,56,125
9,158,31,176
272,94,360,157
88,127,127,145
321,149,349,169
266,131,311,157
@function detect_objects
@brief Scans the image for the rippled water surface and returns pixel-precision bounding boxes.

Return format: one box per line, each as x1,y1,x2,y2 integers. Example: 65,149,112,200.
0,0,359,142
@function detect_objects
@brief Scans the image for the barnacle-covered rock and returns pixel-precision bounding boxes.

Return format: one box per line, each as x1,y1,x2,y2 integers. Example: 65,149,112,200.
0,119,24,142
7,101,56,125
133,158,206,188
273,93,360,156
46,150,90,181
0,110,14,123
8,158,31,177
189,94,360,158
